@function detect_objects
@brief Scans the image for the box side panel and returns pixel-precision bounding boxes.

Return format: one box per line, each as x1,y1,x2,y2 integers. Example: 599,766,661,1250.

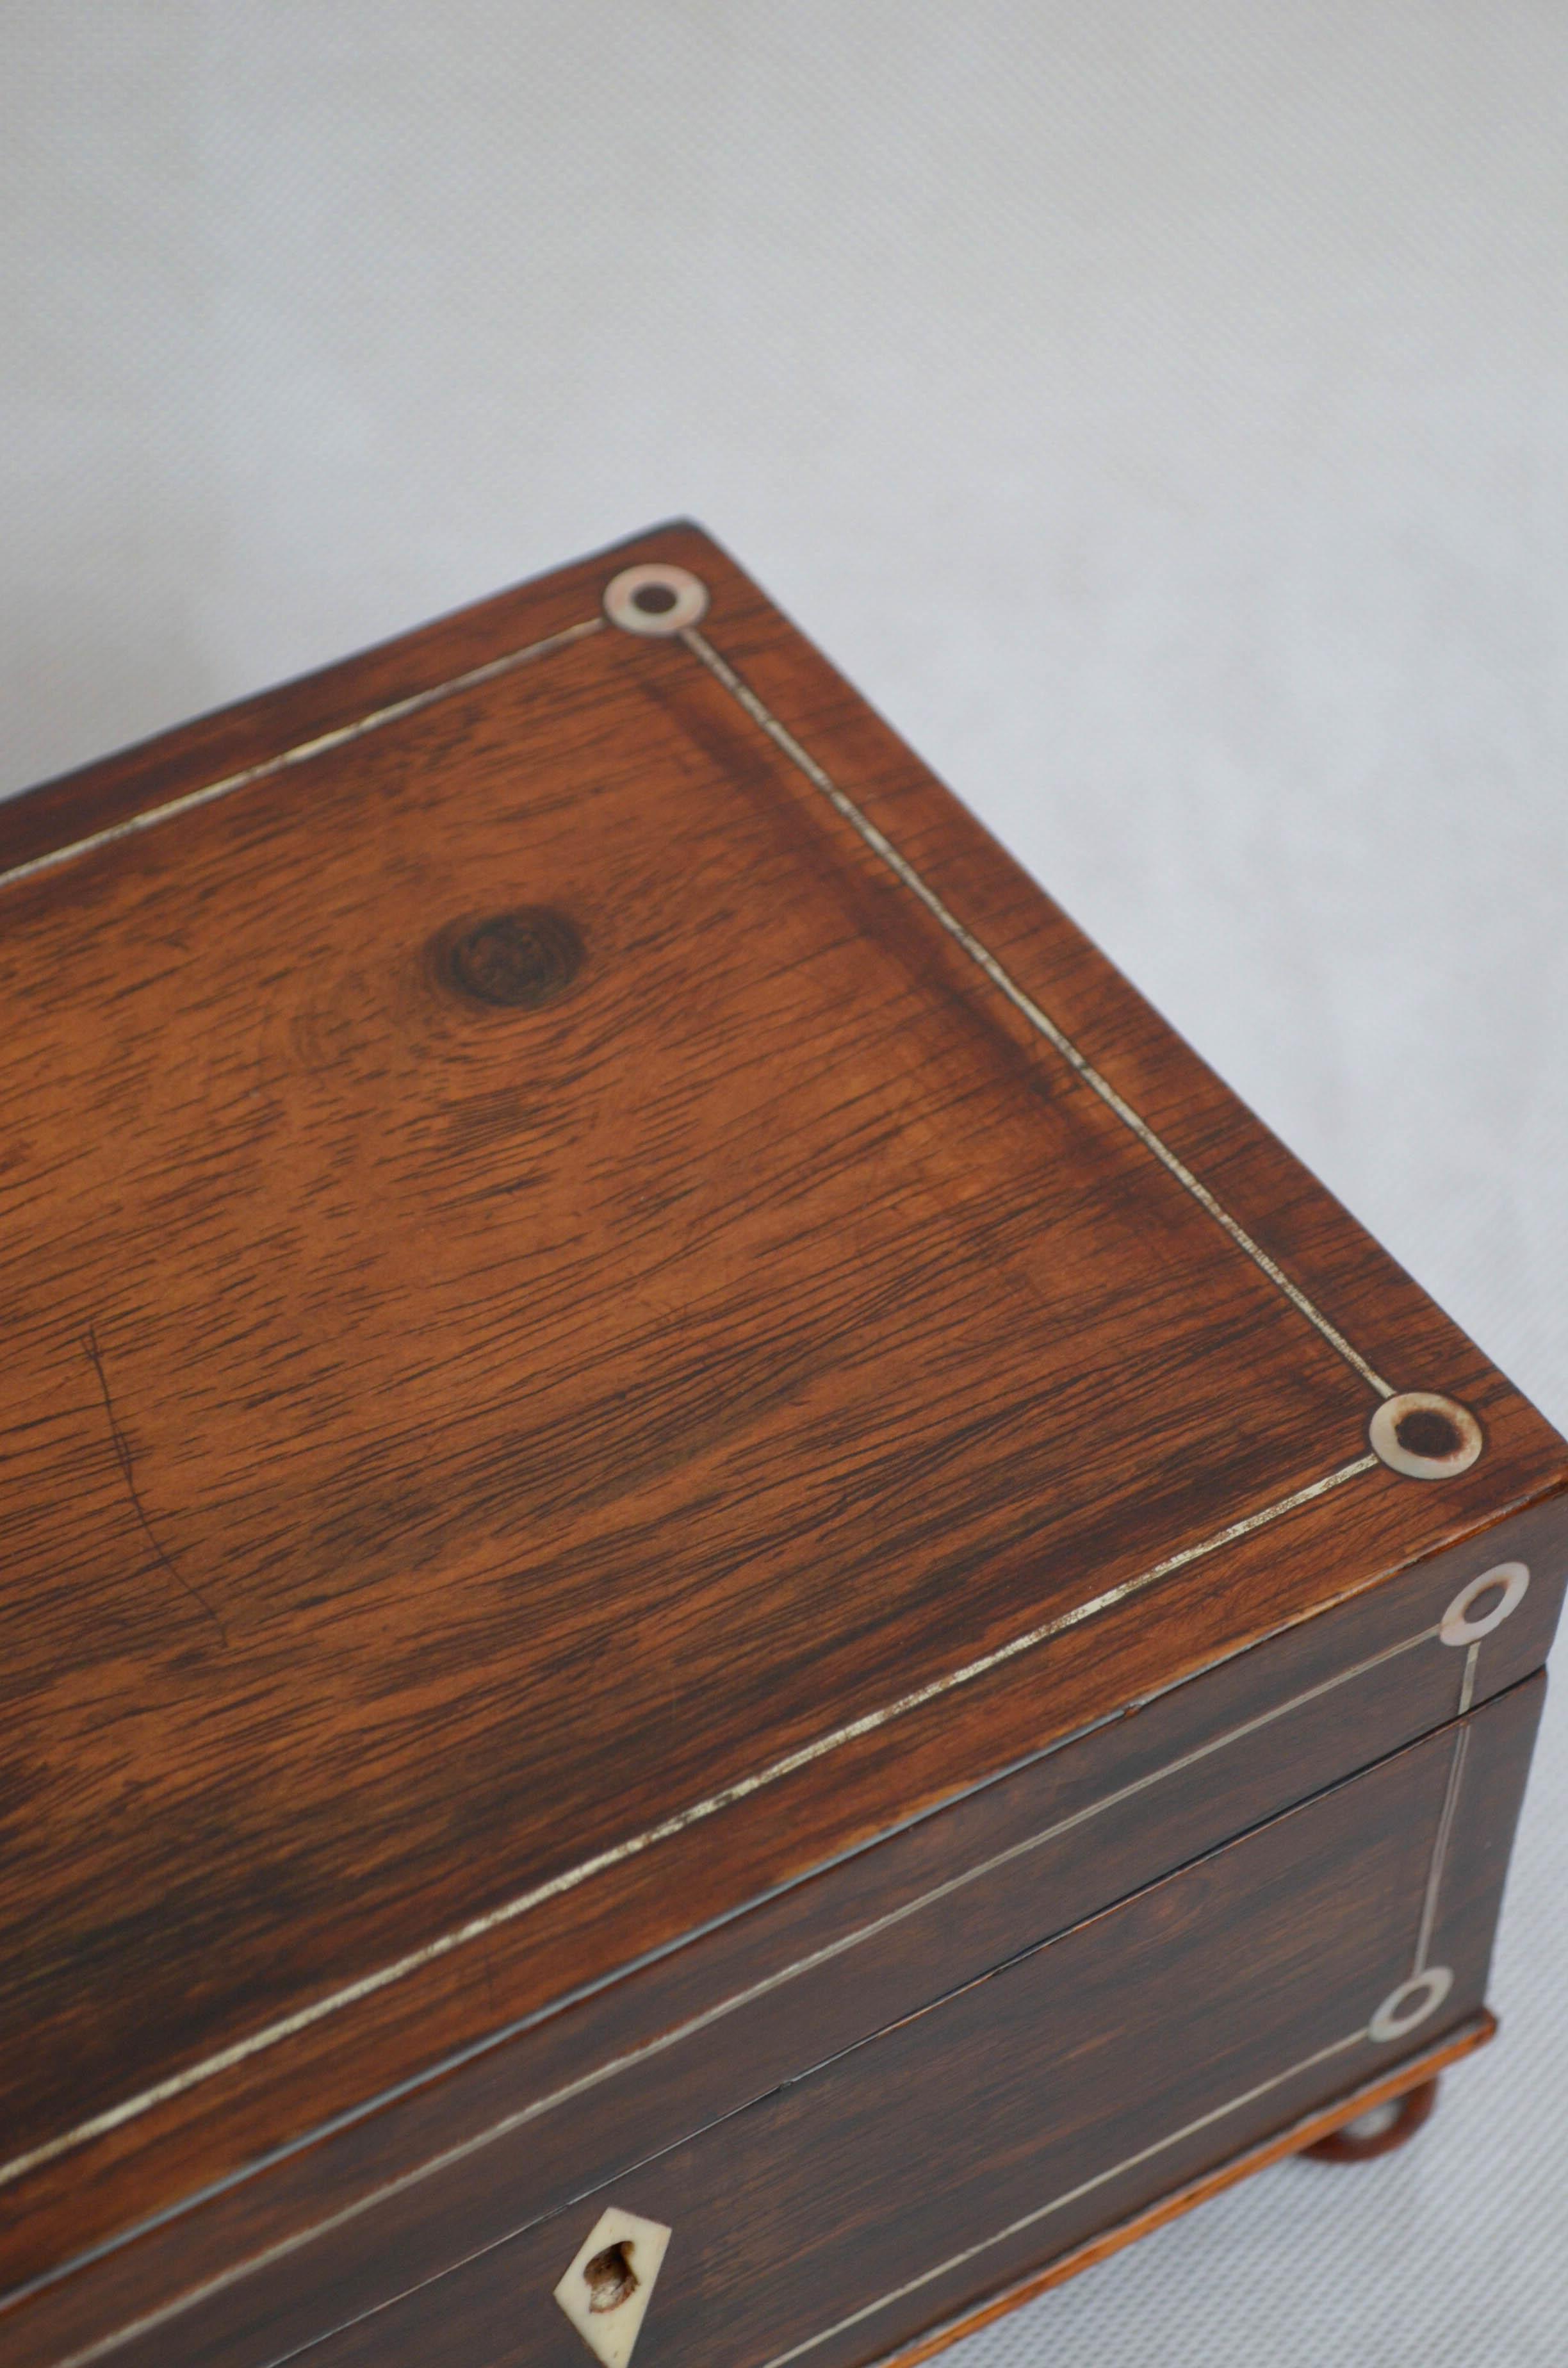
208,1680,1545,2368
9,1547,1554,2368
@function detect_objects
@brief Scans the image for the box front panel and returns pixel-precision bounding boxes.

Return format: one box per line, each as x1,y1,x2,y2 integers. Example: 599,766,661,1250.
11,1529,1557,2368
78,1675,1537,2368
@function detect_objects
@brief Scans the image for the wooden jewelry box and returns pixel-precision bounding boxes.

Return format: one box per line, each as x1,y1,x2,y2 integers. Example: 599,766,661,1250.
2,524,1563,2368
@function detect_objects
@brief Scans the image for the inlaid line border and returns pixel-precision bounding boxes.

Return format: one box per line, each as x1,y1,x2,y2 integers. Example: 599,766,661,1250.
758,2028,1375,2368
29,1617,1456,2364
762,1708,1483,2368
0,1457,1378,2201
1,587,1394,1404
0,569,1405,2201
1413,1726,1470,1978
680,623,1393,1401
0,616,606,900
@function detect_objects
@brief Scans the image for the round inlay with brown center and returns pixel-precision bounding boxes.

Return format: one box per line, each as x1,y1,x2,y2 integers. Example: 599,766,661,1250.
1368,1389,1483,1479
1394,1405,1463,1461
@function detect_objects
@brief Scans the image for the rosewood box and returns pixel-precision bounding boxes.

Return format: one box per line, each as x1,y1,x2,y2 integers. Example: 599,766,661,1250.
3,525,1563,2368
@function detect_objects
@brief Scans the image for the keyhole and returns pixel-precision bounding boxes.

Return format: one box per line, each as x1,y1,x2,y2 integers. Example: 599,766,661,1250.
584,2240,639,2314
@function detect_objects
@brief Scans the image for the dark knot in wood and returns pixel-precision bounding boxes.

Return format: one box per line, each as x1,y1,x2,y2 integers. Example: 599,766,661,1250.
434,908,584,1010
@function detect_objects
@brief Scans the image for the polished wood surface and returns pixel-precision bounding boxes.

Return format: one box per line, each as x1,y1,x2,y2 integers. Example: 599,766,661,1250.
875,2021,1492,2368
10,1497,1562,2368
241,1681,1545,2368
2,524,1562,2356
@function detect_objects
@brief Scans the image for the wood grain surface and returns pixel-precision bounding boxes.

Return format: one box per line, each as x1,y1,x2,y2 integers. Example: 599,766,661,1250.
241,1679,1546,2368
871,2012,1497,2368
8,1493,1562,2368
3,524,1564,2334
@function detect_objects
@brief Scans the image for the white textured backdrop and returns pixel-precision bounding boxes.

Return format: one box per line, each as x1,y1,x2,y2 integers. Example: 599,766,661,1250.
5,5,1567,2360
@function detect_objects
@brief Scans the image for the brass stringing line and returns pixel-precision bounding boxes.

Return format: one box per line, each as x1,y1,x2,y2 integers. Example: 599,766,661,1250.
6,601,1392,1412
0,1456,1377,2199
0,617,607,899
31,1611,1437,2365
1413,1724,1471,1978
680,625,1395,1402
1458,1638,1482,1716
3,599,1390,2201
54,2037,1384,2368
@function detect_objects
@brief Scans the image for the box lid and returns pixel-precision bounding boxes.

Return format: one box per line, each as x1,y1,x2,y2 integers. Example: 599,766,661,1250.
3,523,1564,2291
